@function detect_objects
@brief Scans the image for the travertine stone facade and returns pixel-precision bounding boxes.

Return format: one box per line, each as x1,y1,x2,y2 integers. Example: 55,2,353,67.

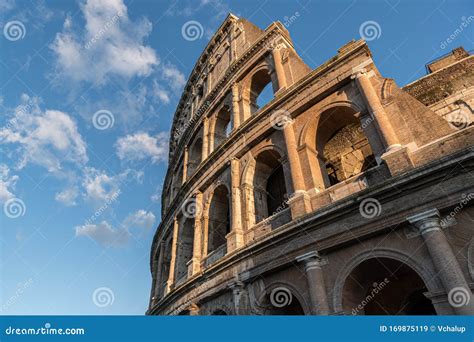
148,14,474,316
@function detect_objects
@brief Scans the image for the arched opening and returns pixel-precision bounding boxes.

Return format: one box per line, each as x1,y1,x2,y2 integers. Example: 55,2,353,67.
213,106,232,148
249,69,275,115
157,237,172,298
342,257,437,315
264,290,305,315
316,106,376,187
211,309,228,315
174,217,194,283
187,137,202,177
207,185,230,256
253,150,287,223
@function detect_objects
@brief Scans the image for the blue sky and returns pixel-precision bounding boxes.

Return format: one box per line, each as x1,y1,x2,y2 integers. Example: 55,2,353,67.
0,0,472,315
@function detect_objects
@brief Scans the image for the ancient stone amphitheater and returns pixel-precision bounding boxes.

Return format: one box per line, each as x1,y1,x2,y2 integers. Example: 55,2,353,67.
148,14,474,315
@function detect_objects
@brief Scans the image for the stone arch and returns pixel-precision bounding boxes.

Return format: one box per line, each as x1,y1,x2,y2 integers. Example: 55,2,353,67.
298,101,378,188
206,183,231,257
187,134,203,178
241,61,279,120
255,281,309,315
241,145,289,226
174,216,195,284
333,248,441,315
212,105,232,150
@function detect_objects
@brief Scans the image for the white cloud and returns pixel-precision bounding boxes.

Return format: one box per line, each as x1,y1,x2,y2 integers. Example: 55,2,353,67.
115,132,168,164
75,221,130,247
124,209,155,230
152,80,170,104
160,63,186,93
55,186,79,206
50,0,158,85
0,164,19,203
75,209,155,247
82,167,142,203
0,95,88,173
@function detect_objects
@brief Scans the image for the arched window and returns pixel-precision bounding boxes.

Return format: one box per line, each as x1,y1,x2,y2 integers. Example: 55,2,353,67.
174,217,194,283
249,69,275,115
253,150,287,222
342,257,436,315
157,237,172,298
187,137,202,177
213,106,232,148
207,185,230,255
316,107,376,187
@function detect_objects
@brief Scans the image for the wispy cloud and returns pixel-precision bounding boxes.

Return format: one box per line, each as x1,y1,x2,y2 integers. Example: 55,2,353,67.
0,164,19,203
75,209,155,247
115,132,168,164
50,0,158,85
0,95,88,173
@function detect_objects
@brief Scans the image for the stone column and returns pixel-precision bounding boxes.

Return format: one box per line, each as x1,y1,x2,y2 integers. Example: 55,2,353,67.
202,117,209,160
352,69,400,151
191,192,203,275
182,146,188,184
231,83,240,129
229,280,250,315
208,117,215,154
282,120,311,218
271,47,287,90
227,158,244,252
407,209,474,315
166,217,179,293
296,251,330,315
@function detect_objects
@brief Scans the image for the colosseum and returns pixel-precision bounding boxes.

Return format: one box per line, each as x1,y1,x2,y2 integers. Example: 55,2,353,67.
148,14,474,315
